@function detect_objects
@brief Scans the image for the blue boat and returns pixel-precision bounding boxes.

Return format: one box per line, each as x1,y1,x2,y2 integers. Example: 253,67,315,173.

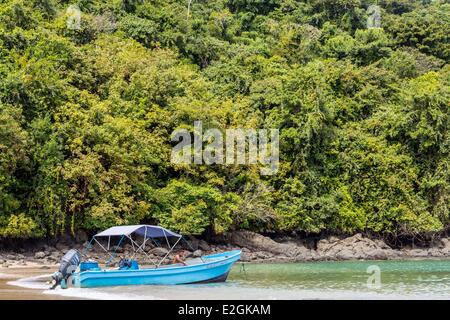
50,225,241,289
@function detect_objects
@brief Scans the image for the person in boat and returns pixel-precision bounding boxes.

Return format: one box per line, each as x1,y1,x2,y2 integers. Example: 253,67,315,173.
172,250,187,266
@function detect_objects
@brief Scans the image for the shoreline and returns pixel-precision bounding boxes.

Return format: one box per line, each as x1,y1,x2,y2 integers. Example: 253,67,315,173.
219,231,450,263
1,231,449,268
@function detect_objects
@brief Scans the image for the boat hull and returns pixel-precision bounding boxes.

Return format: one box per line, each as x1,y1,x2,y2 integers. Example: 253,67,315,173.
71,250,241,288
187,271,229,284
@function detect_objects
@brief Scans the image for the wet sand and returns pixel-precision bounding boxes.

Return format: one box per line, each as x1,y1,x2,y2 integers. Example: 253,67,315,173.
0,266,80,300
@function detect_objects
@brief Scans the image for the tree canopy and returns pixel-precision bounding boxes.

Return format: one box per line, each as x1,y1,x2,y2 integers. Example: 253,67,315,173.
0,0,448,240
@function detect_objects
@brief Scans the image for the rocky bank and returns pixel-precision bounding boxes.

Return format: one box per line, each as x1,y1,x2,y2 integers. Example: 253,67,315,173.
1,231,449,268
228,231,450,262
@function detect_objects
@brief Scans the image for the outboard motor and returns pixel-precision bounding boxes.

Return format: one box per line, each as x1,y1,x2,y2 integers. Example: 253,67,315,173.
50,249,81,289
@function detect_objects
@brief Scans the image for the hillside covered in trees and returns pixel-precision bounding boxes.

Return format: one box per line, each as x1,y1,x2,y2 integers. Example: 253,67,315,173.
0,0,449,242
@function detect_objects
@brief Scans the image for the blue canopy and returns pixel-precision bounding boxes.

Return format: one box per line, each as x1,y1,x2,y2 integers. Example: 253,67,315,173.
95,225,181,239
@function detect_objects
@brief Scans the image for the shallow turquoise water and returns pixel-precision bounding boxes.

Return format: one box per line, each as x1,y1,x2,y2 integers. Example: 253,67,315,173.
12,259,450,299
228,259,450,298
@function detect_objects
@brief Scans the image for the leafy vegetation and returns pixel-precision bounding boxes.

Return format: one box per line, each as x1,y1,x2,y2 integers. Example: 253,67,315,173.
0,0,448,240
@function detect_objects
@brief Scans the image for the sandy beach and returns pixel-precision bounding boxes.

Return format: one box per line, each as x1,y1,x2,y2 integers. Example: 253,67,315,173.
0,266,79,300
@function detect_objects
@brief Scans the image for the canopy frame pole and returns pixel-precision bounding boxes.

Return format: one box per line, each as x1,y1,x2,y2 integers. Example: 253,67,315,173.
107,236,111,251
81,237,95,257
130,238,151,261
126,235,150,259
129,234,136,251
130,237,152,261
106,235,125,266
93,236,115,262
150,237,160,248
163,229,170,249
143,227,147,251
157,236,182,268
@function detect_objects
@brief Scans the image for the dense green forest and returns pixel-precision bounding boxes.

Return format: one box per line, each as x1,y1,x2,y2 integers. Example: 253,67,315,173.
0,0,449,241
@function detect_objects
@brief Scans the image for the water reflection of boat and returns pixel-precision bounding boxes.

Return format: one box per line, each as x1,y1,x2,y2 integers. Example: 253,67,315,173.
51,225,241,289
